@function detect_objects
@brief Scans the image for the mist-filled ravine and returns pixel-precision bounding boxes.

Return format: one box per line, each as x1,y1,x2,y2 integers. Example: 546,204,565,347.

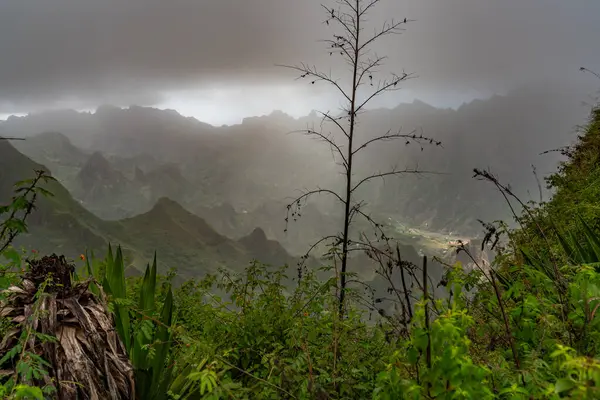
1,0,600,398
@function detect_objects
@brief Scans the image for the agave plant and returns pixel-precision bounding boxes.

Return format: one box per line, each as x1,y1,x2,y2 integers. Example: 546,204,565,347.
512,216,600,290
89,245,204,400
0,254,135,399
554,216,600,268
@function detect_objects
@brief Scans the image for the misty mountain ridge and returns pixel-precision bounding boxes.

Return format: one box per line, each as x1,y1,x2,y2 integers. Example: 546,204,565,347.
0,83,552,316
0,138,463,305
2,83,589,241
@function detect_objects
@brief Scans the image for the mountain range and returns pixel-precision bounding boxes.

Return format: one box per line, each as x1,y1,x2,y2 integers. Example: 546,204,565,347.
0,139,300,280
0,83,589,294
4,83,589,239
2,137,455,305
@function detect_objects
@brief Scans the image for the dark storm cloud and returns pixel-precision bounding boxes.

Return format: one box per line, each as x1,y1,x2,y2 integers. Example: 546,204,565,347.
0,0,599,112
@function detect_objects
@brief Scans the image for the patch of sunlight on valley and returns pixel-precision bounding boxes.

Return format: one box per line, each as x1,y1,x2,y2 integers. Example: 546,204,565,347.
388,218,470,258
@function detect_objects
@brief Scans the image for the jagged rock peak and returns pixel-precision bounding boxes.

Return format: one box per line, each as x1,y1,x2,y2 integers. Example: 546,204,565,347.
80,152,112,176
134,166,146,182
249,227,267,242
154,196,179,208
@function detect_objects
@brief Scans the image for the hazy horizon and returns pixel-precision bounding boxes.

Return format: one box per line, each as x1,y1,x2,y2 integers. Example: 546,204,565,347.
0,88,497,126
1,0,598,124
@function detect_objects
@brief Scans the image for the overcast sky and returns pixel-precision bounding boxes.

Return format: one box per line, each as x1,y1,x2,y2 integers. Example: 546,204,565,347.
1,0,599,124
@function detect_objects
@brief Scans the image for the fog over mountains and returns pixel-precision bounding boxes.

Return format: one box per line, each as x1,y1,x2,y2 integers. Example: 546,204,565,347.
0,0,597,279
1,82,591,264
0,0,597,287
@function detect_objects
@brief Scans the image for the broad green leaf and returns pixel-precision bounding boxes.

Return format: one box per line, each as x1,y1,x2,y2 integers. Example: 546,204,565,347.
554,378,575,394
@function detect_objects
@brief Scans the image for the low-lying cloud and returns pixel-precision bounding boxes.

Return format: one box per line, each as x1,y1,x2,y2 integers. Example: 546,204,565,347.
1,0,599,114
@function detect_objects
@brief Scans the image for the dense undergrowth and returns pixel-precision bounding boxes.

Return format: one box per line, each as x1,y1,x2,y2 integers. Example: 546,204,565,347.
0,105,600,398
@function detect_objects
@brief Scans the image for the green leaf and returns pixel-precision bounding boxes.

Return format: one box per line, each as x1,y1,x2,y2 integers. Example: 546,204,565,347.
102,245,131,352
554,378,575,394
9,197,28,211
579,215,600,262
569,230,590,263
106,245,127,299
2,219,27,234
13,384,44,400
2,247,21,266
146,287,174,400
34,187,54,198
554,225,578,263
139,254,157,313
132,255,160,373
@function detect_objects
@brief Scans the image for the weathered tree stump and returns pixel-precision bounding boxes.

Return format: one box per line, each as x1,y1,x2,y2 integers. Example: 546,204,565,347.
0,254,135,399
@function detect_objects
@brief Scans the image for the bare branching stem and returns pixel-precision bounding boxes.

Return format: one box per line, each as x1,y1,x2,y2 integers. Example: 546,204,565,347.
317,111,350,139
398,246,413,322
276,63,352,103
281,0,440,320
338,0,360,319
422,256,432,396
351,168,438,193
289,129,349,170
457,243,525,384
580,67,600,81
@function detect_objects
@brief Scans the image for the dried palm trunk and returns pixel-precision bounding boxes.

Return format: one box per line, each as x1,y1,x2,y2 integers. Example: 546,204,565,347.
0,254,135,399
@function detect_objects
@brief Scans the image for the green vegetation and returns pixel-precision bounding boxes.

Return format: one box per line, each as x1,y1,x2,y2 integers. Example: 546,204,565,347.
0,104,599,398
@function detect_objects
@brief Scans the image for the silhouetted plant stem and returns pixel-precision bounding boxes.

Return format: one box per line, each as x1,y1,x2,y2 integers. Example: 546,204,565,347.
458,242,525,385
422,256,432,396
281,0,440,320
474,168,572,346
489,269,528,388
396,246,414,323
338,5,359,316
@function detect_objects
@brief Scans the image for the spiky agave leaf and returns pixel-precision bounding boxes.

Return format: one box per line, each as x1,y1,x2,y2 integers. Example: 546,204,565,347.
103,245,132,352
579,216,600,264
131,257,158,394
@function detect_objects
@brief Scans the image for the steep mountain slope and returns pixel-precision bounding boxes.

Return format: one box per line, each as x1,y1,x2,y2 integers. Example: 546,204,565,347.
110,198,298,275
11,131,89,168
348,85,588,234
106,153,162,180
0,140,109,257
0,142,301,278
11,132,196,220
0,136,468,307
10,131,91,191
77,152,129,194
109,197,240,275
510,105,600,256
190,200,339,256
0,110,102,148
238,227,296,268
139,163,190,204
71,151,143,219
